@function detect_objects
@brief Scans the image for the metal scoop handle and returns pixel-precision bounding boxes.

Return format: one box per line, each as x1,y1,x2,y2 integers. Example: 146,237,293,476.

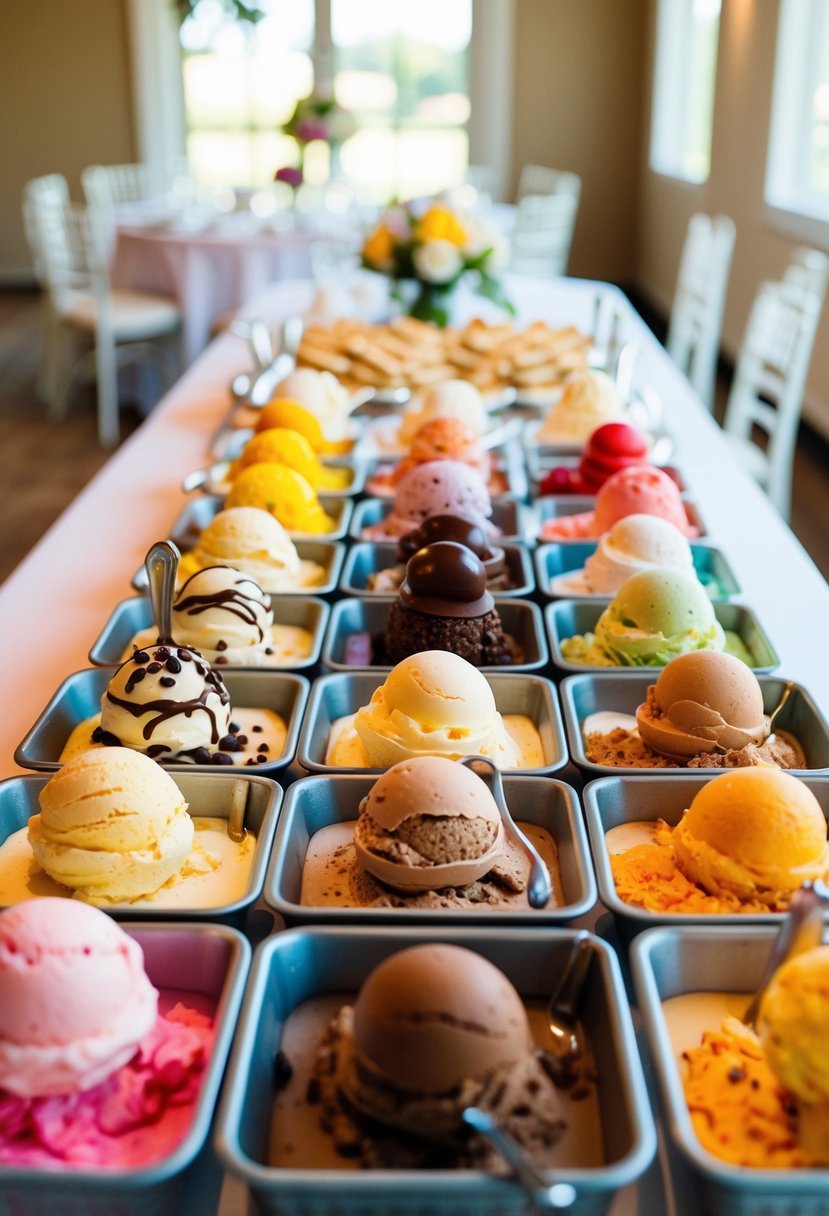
744,879,829,1028
145,540,180,645
461,1108,576,1211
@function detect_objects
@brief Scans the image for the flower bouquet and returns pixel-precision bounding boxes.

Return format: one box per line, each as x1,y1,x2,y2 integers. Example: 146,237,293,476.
274,91,355,190
361,202,514,327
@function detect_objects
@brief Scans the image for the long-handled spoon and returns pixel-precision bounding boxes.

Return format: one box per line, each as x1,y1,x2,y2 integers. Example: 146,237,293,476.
743,879,829,1029
144,540,180,644
461,1108,576,1211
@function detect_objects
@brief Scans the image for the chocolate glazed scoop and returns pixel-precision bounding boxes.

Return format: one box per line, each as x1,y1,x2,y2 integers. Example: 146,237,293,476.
145,541,180,644
398,513,495,562
400,541,494,619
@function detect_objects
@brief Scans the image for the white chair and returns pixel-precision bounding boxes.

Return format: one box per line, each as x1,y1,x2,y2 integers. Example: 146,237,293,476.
81,162,179,259
666,213,736,412
23,176,181,447
517,164,581,204
722,278,822,520
783,245,829,303
509,192,580,278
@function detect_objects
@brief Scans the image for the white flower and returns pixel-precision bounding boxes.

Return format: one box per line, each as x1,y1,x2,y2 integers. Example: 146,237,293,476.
413,239,464,285
462,215,497,258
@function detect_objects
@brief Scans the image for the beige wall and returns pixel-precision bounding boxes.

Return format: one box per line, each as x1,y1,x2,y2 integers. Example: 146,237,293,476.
511,0,648,282
0,0,134,280
636,0,829,439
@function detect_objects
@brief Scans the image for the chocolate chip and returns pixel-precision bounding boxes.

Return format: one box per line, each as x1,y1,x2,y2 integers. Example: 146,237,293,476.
159,676,176,688
154,646,171,660
236,734,248,746
257,742,269,753
218,734,241,752
190,747,211,765
252,724,263,733
146,662,162,674
179,649,193,662
229,722,241,734
216,640,228,652
132,650,150,664
166,657,181,673
256,754,267,763
212,752,234,765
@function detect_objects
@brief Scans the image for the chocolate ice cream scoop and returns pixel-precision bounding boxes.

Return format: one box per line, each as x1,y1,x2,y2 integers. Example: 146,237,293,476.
400,541,494,619
398,514,506,583
636,650,769,758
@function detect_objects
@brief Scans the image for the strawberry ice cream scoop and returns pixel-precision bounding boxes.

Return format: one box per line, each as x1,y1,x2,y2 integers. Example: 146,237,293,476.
541,466,697,541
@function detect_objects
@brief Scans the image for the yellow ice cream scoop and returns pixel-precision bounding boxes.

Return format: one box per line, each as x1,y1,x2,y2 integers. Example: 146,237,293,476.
226,461,337,533
256,399,353,455
671,769,829,905
230,427,351,491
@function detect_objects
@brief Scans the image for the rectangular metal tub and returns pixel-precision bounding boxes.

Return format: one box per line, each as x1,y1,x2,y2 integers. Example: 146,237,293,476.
561,673,829,776
631,924,829,1216
534,541,740,600
530,461,687,496
88,594,329,671
583,774,829,938
265,773,596,925
215,926,656,1216
340,540,536,599
320,597,549,673
195,453,368,499
350,497,528,544
535,495,707,540
15,668,309,775
0,921,249,1216
545,600,780,674
361,443,530,503
0,770,281,924
296,671,568,775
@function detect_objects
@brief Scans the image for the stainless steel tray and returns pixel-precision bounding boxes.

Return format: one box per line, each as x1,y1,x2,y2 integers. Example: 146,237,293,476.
320,597,549,674
545,600,780,674
296,671,568,776
535,494,707,540
187,454,368,499
265,773,596,925
561,673,829,775
215,926,656,1216
583,774,829,937
340,540,536,599
0,920,249,1216
88,594,329,671
530,461,687,497
631,924,829,1216
361,442,529,504
534,541,740,600
15,668,309,774
350,497,529,544
0,770,281,923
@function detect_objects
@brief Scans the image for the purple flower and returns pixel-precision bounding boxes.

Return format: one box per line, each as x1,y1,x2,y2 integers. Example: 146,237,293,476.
274,166,303,189
294,119,329,144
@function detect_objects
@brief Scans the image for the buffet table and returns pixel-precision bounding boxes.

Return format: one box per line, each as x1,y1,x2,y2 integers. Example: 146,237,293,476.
1,274,828,1214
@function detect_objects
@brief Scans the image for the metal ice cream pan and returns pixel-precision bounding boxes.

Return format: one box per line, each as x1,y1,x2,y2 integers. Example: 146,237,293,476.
0,770,281,924
534,494,707,540
264,773,596,925
0,920,250,1216
88,594,329,672
349,497,528,544
522,415,674,460
296,671,568,776
186,454,368,499
562,673,829,777
530,461,687,497
340,540,536,599
631,924,829,1216
583,774,829,939
534,541,740,601
320,597,549,674
361,444,529,504
214,925,656,1216
545,600,780,675
14,668,310,775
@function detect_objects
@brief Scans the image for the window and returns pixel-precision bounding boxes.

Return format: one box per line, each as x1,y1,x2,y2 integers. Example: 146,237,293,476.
766,0,829,224
649,0,722,184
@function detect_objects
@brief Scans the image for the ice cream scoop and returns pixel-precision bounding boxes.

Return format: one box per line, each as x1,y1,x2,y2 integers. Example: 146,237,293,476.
672,769,829,905
225,462,337,533
759,944,829,1163
230,427,351,490
354,650,521,768
363,460,494,541
541,466,697,541
170,565,274,665
561,568,725,667
636,650,769,758
28,748,194,903
95,642,232,762
353,756,505,890
539,421,651,495
537,370,626,444
176,507,323,591
399,379,487,446
554,514,695,596
388,417,489,486
255,398,353,455
0,899,158,1097
273,368,353,443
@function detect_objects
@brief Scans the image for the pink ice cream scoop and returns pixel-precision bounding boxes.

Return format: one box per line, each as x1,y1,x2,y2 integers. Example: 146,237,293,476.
540,465,698,541
363,460,495,540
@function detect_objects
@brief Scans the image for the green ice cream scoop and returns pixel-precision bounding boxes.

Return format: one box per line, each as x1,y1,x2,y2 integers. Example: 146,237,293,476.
561,568,727,667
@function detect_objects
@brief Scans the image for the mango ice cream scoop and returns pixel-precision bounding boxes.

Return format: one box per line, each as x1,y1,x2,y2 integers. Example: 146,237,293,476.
230,427,351,490
225,462,337,533
256,398,353,455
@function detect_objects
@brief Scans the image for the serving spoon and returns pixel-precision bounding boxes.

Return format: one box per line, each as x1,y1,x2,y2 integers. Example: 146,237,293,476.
144,540,180,644
743,879,829,1029
461,1108,576,1211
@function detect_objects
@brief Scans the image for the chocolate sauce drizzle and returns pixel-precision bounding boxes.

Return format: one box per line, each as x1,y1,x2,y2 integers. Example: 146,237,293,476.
174,568,270,644
104,644,230,745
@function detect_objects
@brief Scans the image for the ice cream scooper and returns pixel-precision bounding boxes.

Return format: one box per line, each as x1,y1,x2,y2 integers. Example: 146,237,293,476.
744,879,829,1028
145,540,180,644
461,1107,576,1211
460,756,552,908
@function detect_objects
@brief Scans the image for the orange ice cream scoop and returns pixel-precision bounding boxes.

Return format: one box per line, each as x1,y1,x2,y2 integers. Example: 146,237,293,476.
230,428,351,490
226,462,337,533
255,399,353,455
671,769,829,905
389,417,490,487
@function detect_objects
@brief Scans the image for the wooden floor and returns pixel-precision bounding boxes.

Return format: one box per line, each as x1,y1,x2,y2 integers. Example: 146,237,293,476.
1,288,828,586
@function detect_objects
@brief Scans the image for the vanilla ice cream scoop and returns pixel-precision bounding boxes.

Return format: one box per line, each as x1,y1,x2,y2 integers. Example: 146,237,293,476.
581,514,695,595
636,650,769,758
28,748,194,903
171,565,273,665
0,899,158,1097
354,756,505,890
354,651,521,769
538,369,625,443
96,643,231,762
273,368,353,443
177,507,305,591
759,945,829,1163
399,379,487,446
672,769,829,905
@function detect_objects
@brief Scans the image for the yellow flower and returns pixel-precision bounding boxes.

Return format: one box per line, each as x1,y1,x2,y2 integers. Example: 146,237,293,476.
362,224,395,265
415,205,468,247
